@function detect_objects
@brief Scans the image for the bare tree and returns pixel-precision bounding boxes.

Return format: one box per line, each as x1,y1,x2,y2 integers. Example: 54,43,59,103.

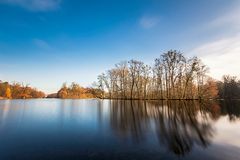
96,50,219,100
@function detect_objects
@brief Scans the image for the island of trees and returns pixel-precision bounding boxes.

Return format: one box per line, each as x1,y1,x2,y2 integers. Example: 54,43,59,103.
55,83,102,99
0,50,239,100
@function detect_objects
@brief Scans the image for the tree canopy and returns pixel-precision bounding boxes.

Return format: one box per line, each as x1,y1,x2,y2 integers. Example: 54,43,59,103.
0,81,45,99
96,50,219,100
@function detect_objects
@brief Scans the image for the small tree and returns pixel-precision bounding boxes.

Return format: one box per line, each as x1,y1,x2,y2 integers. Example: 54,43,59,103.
5,87,12,99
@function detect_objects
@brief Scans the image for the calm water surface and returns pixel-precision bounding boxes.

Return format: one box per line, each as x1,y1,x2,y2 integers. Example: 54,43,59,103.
0,99,240,160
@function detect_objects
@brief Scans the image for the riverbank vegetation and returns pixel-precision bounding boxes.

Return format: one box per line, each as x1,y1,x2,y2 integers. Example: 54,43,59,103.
1,50,239,100
217,75,240,99
96,50,216,99
0,81,45,99
96,50,240,100
55,83,102,99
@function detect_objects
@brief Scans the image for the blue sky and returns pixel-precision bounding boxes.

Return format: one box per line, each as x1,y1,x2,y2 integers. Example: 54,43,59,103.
0,0,240,93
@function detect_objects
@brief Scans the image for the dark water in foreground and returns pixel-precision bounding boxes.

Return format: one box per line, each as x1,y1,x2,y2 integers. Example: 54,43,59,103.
0,99,240,160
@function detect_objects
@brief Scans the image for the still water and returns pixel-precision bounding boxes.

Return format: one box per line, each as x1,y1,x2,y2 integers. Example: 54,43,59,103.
0,99,239,160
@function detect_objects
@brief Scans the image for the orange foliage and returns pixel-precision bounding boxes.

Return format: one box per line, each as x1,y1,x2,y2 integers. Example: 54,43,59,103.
57,82,102,99
0,81,45,99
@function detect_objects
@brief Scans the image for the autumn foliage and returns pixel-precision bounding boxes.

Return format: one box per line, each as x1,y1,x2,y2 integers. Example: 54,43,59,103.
0,81,45,99
1,51,239,100
57,82,102,99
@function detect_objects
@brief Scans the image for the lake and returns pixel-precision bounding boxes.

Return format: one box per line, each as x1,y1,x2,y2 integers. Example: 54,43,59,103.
0,99,239,160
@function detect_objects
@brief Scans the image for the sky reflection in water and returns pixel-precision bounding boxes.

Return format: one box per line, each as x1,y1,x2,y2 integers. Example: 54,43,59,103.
0,99,239,160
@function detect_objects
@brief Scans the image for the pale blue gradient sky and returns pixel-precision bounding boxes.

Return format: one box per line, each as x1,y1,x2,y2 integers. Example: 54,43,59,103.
0,0,239,93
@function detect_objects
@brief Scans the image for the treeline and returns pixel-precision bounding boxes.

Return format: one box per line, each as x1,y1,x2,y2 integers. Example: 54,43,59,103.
1,50,239,100
96,50,219,100
56,82,102,99
217,75,240,99
0,81,45,99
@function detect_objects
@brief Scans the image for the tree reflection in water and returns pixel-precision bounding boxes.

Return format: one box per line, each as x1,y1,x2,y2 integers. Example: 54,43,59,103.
219,100,240,121
106,100,221,156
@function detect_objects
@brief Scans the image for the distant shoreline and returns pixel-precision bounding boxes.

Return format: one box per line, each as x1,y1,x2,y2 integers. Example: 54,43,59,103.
0,98,240,101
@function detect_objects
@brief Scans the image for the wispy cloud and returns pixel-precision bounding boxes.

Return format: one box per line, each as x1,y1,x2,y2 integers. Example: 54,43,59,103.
139,16,160,29
208,7,240,31
190,2,240,80
0,0,61,11
191,34,240,80
33,38,51,49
